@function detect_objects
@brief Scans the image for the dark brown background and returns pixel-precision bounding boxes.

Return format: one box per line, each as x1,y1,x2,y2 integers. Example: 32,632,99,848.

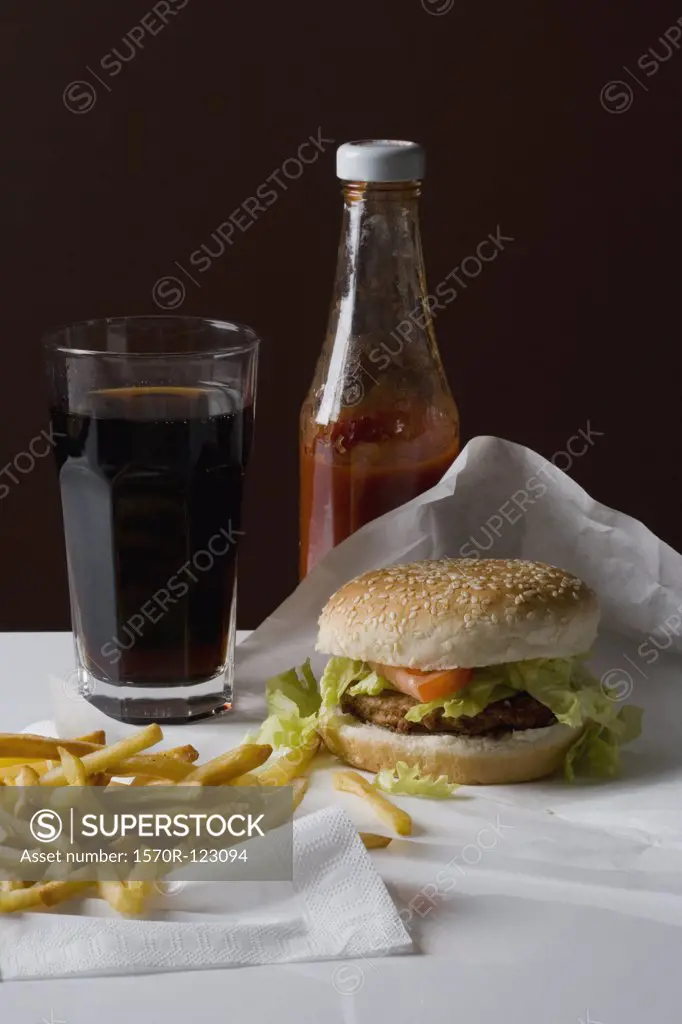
1,0,680,630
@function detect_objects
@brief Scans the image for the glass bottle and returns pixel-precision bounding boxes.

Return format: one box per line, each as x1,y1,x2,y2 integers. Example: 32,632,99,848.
299,140,460,577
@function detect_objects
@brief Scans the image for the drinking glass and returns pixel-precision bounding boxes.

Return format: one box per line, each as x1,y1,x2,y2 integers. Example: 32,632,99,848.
44,316,259,724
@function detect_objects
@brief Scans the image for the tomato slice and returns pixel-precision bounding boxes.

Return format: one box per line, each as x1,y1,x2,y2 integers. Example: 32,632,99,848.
369,663,473,703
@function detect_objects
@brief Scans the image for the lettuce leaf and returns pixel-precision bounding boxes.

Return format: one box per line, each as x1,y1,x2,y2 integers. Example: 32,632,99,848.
403,658,635,731
257,655,642,781
319,657,370,711
395,656,642,780
612,704,643,743
564,706,643,781
508,659,641,734
496,659,643,779
268,659,320,718
405,675,515,723
348,671,395,698
252,661,321,749
375,761,460,798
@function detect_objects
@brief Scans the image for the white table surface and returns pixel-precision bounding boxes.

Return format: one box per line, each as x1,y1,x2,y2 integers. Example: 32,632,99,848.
1,632,680,1022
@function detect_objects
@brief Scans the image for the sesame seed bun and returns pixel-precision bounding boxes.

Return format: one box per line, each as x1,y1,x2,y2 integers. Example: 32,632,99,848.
316,559,599,670
318,714,581,785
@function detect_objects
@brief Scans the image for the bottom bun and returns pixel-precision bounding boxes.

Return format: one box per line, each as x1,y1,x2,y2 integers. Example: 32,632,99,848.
318,714,582,785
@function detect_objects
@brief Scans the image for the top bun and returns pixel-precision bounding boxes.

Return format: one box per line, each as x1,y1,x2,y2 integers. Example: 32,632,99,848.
316,559,599,670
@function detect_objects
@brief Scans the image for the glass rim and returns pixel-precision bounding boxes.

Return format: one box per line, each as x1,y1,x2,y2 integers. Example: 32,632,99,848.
42,315,261,359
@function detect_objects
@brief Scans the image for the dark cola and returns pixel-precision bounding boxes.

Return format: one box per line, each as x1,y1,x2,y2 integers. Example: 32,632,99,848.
50,386,253,685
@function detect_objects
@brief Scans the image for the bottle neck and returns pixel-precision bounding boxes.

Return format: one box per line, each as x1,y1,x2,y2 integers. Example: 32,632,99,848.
342,180,422,202
335,181,427,325
314,178,448,426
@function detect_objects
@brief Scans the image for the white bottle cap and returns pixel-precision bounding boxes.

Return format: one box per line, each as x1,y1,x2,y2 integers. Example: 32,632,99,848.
336,140,425,182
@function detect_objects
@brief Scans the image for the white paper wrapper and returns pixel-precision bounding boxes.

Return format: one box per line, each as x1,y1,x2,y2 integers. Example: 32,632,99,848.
239,435,682,675
237,435,682,851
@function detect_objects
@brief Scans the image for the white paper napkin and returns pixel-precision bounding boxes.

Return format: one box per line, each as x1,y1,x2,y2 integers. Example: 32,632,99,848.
0,806,411,980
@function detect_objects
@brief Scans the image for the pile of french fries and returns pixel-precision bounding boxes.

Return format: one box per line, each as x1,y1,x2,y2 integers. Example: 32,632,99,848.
0,723,410,916
0,723,317,915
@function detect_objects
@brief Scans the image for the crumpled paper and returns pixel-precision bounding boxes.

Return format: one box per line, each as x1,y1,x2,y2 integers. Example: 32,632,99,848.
237,436,682,853
239,435,682,674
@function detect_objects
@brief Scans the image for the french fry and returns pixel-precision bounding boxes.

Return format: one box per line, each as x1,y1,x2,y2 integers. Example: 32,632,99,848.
1,760,51,782
124,744,198,764
111,745,199,783
181,744,272,786
112,756,197,782
98,880,148,916
256,736,320,787
0,722,312,917
124,746,199,786
291,776,309,811
127,878,155,899
13,765,41,786
89,772,111,786
333,771,412,836
0,730,106,772
62,746,198,789
0,763,42,782
39,724,163,787
0,734,104,760
41,879,92,906
360,832,393,849
162,745,199,763
0,880,91,913
77,730,106,745
58,747,87,786
228,771,261,786
0,736,151,782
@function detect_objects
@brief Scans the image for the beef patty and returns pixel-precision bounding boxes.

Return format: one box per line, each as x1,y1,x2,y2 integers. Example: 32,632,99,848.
340,689,556,737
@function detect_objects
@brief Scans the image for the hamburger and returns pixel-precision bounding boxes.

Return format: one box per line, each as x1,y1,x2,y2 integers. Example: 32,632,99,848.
315,558,641,784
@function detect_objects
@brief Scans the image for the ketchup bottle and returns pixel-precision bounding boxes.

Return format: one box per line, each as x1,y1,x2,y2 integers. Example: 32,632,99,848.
299,140,460,577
